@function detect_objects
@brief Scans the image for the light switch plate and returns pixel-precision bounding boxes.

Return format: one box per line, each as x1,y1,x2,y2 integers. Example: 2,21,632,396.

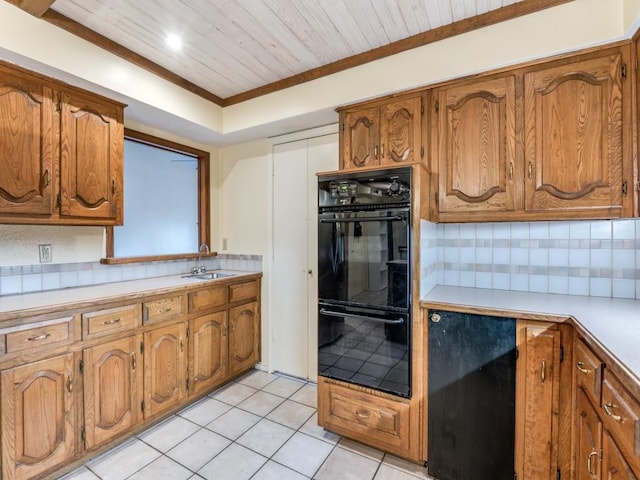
39,244,52,263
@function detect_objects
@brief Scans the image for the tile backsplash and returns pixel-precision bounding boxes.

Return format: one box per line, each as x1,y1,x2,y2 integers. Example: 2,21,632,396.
0,254,262,296
422,219,640,299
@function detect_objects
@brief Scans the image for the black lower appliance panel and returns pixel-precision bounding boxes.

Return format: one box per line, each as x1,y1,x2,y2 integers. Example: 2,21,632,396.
318,303,410,398
428,310,516,480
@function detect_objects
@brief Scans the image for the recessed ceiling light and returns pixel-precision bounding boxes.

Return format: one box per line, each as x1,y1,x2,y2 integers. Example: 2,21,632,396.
165,33,183,51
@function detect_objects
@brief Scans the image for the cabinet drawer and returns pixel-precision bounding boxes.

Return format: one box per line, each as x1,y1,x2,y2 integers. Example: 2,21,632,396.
575,338,604,406
143,295,186,324
318,378,410,454
4,316,75,354
602,371,640,464
229,281,258,303
83,304,140,339
189,286,228,314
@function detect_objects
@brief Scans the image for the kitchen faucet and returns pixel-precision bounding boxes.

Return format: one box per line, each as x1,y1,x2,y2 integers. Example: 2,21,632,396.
194,243,209,274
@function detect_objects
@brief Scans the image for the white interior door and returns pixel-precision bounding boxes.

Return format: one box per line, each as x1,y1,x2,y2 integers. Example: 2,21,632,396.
271,132,337,380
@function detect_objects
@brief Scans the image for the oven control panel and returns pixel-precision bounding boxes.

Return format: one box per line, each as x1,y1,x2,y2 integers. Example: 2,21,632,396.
329,181,359,198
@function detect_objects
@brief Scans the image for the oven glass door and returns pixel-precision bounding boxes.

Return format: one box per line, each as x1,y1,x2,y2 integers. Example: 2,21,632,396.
318,304,410,397
318,209,409,310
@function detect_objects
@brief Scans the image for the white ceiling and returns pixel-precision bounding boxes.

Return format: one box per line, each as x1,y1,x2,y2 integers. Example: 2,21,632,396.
50,0,526,101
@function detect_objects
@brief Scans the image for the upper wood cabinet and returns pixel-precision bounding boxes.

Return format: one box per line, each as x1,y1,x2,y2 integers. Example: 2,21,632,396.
0,60,124,226
60,89,123,222
523,50,629,218
433,75,518,215
0,64,55,217
340,96,422,170
429,45,633,222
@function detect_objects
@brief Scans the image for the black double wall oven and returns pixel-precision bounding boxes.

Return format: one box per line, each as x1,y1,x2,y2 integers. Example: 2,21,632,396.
317,167,412,398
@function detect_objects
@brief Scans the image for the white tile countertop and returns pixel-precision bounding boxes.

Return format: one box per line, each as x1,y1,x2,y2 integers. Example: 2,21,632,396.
421,285,640,383
0,270,261,321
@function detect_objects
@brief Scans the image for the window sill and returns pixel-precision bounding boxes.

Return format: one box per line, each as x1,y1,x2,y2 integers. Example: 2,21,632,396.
100,252,218,265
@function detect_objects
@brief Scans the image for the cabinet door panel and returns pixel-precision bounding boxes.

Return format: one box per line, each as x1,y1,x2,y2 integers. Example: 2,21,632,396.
83,335,143,449
228,302,259,377
518,322,560,480
435,76,518,213
189,312,228,396
380,97,421,165
603,431,638,480
577,390,603,480
1,353,75,480
524,53,624,214
0,67,54,215
60,90,123,221
144,323,187,417
343,108,379,169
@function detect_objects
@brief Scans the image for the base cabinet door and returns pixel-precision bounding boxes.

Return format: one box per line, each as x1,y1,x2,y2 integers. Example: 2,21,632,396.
516,321,561,480
228,302,259,377
603,431,638,480
1,353,76,480
144,323,187,418
83,335,143,449
577,389,603,480
189,312,228,396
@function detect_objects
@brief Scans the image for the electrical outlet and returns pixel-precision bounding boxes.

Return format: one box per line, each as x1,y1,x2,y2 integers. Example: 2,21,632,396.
39,244,52,263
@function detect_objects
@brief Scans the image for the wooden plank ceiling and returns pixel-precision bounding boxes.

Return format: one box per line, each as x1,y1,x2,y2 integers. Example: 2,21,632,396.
9,0,572,105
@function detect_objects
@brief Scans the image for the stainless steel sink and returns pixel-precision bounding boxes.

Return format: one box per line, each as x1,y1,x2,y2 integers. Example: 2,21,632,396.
181,272,235,280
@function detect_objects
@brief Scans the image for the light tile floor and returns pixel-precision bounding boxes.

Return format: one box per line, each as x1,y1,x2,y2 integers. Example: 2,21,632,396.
61,369,431,480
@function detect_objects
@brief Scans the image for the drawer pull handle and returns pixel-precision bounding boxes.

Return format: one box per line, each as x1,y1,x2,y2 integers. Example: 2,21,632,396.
158,307,173,314
102,318,121,325
587,450,598,478
576,362,591,374
604,403,623,422
356,409,370,419
27,333,51,342
541,360,546,383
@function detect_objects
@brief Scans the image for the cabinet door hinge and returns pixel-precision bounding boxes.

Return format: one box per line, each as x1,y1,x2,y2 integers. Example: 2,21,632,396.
81,427,86,442
556,468,561,480
622,180,628,196
621,63,628,79
56,92,62,112
186,378,190,391
434,100,439,112
140,341,145,354
79,359,84,374
420,146,424,158
636,181,640,192
513,474,517,480
515,346,519,360
186,327,190,338
559,345,564,363
56,193,61,208
141,400,145,412
434,192,439,207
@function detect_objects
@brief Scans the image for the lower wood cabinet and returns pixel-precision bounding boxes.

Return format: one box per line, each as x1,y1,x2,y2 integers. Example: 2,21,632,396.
228,302,259,377
83,335,143,449
0,275,261,480
188,312,228,396
515,321,563,480
574,337,640,479
143,323,187,418
1,353,76,480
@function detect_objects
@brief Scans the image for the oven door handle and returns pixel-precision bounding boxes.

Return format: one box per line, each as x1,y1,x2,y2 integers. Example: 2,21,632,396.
320,215,404,223
320,308,405,325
